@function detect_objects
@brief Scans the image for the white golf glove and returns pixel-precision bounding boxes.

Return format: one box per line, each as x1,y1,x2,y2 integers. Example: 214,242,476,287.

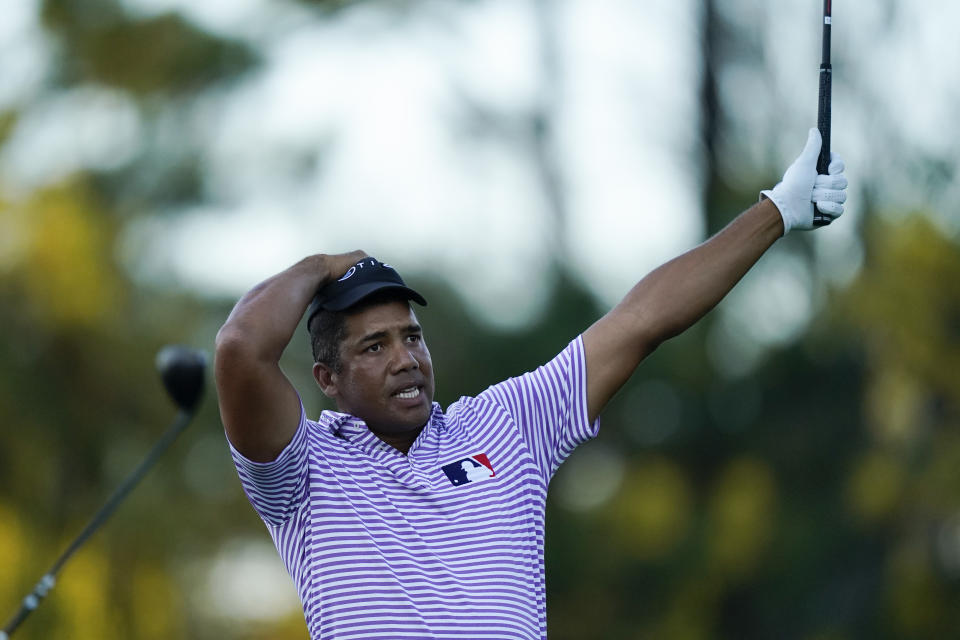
761,128,848,235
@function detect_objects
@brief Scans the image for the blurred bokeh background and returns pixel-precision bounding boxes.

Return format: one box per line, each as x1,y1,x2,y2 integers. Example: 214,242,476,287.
1,0,958,638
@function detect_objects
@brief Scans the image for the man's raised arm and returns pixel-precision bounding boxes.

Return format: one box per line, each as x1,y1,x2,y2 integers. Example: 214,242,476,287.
582,129,848,423
215,251,365,462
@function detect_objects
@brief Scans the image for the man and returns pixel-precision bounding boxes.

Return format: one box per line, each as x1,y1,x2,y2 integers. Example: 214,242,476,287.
215,129,846,639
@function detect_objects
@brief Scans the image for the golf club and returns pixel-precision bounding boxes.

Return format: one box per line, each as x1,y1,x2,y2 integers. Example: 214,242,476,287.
0,345,207,639
813,0,833,226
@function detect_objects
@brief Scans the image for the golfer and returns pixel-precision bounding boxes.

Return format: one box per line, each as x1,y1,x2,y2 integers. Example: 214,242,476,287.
215,129,847,639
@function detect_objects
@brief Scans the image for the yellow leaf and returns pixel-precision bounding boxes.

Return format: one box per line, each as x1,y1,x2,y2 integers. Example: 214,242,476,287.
0,502,28,606
706,457,777,577
14,181,123,327
607,457,692,561
845,450,904,525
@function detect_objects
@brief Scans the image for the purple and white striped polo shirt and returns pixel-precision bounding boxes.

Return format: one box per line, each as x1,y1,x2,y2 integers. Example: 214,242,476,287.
229,336,599,639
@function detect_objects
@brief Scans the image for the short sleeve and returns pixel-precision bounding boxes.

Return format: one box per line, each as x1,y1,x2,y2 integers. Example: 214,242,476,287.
478,335,599,482
227,400,309,526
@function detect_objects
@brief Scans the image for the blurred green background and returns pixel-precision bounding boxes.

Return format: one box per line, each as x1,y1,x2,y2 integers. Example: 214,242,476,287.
1,0,958,638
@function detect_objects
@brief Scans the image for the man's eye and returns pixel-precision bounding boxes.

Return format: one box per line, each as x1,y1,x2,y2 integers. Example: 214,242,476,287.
366,343,382,353
406,335,421,343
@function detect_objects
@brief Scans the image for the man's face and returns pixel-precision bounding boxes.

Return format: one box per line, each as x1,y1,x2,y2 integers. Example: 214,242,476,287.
316,300,435,435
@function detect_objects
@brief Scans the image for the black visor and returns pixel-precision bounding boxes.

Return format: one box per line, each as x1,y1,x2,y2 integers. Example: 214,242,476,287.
306,257,426,328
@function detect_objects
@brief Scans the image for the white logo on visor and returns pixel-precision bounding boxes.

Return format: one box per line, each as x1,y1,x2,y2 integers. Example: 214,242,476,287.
338,259,384,282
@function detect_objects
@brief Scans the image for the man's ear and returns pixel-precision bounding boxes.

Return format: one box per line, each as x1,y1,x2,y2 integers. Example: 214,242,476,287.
313,362,339,399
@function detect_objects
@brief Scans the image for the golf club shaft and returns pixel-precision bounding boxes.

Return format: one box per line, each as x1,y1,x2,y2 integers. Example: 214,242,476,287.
1,409,194,638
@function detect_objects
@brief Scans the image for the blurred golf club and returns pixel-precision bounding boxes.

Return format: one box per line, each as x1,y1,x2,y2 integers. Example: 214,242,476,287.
1,346,207,639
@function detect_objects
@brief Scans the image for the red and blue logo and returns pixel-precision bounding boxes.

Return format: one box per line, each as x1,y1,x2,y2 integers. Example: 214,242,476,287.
441,454,495,487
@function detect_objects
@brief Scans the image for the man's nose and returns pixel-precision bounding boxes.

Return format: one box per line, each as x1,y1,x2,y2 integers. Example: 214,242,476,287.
390,343,419,372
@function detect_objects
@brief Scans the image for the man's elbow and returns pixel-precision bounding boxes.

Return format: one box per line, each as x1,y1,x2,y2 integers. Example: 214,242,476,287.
642,302,710,346
214,325,266,378
215,325,246,358
654,321,685,345
624,309,673,356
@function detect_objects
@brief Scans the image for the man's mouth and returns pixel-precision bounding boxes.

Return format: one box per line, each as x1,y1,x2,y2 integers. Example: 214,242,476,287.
392,386,421,399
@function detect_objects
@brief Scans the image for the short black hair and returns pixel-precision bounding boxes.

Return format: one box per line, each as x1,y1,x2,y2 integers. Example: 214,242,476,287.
308,289,413,371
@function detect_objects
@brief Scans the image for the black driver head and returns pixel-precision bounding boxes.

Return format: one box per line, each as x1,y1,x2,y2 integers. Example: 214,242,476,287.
156,346,207,412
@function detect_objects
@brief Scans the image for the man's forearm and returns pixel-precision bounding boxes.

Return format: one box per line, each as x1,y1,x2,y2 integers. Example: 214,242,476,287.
619,198,783,346
217,252,361,362
582,131,846,422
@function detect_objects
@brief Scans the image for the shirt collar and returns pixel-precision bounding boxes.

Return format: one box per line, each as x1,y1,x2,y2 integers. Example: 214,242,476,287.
325,402,445,442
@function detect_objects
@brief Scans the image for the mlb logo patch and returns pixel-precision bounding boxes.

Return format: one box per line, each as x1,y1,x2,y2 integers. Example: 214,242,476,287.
441,454,495,487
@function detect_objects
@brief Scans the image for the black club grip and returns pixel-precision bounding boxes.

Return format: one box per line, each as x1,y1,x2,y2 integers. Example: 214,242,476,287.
813,64,832,226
